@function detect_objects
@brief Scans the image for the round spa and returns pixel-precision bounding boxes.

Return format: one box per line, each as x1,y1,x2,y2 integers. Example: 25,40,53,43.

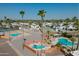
31,43,46,50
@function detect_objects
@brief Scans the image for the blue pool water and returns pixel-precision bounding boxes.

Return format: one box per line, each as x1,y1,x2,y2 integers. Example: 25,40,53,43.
32,44,45,49
10,33,20,36
58,37,74,46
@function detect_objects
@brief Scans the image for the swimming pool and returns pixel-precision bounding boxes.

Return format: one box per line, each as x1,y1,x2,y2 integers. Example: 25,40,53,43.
58,37,74,46
32,44,45,49
10,33,20,36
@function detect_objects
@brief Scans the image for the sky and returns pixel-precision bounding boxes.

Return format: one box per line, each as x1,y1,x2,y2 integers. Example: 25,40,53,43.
0,3,79,20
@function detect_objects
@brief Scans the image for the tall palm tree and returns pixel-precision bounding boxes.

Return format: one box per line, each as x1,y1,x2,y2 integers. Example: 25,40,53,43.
76,34,79,50
70,37,76,51
6,18,12,41
38,9,46,32
20,10,25,20
37,10,46,55
0,20,3,27
6,18,12,27
38,10,46,22
19,10,25,43
72,17,79,50
38,10,46,38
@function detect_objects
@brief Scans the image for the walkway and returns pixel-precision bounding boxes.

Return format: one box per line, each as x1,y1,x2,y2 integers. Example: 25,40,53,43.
0,39,18,56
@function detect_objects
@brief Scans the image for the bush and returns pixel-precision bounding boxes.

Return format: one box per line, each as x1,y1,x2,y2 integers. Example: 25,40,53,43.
55,43,61,47
61,32,72,38
50,34,54,36
66,34,72,38
61,32,67,37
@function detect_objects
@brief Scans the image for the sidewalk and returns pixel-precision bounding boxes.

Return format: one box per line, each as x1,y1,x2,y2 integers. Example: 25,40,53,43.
0,39,18,56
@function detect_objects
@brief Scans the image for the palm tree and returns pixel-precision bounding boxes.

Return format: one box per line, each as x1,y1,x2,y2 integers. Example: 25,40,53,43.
76,35,79,50
6,18,12,27
0,20,3,27
37,9,46,39
19,10,25,44
72,17,79,50
38,9,46,32
37,10,46,55
6,18,12,41
70,37,76,51
77,19,79,50
20,10,25,20
38,10,46,22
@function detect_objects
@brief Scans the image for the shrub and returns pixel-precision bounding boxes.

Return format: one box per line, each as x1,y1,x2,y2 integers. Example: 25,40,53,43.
61,32,67,37
66,34,72,38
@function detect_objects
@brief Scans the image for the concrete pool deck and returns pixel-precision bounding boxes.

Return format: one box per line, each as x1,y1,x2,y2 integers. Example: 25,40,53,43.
0,39,18,56
23,40,51,54
1,29,65,56
23,39,65,56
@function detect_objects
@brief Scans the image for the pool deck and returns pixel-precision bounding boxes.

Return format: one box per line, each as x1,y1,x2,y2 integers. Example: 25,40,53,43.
6,30,42,56
46,47,64,56
24,44,64,56
0,39,18,56
1,29,65,56
23,39,64,56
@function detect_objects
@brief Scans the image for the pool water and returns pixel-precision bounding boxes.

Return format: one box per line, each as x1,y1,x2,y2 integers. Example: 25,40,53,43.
58,37,74,46
10,33,20,36
32,44,45,49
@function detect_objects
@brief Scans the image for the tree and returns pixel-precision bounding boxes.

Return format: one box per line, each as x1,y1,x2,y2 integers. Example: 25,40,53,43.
6,18,10,24
37,10,46,55
76,37,79,50
37,9,46,33
76,35,79,50
72,16,77,22
5,18,12,41
20,10,25,20
65,18,70,24
72,17,79,30
0,20,3,27
38,10,46,22
19,10,25,43
6,18,13,28
61,32,68,37
70,37,76,51
47,30,50,39
37,9,46,40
